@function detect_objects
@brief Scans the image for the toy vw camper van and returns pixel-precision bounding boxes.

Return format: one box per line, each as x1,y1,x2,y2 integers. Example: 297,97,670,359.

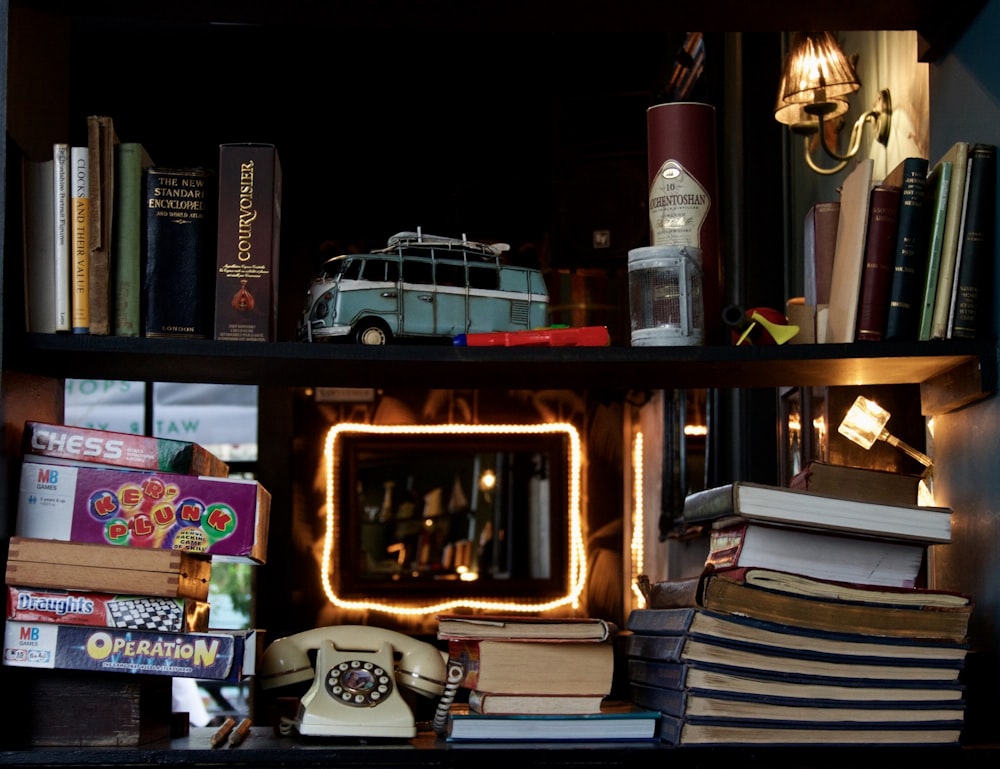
299,231,549,345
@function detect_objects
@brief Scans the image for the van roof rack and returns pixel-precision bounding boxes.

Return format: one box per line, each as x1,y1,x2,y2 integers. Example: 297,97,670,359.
384,229,510,255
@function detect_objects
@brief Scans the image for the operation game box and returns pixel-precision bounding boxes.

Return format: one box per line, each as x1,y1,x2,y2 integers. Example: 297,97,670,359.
16,461,270,563
3,622,258,682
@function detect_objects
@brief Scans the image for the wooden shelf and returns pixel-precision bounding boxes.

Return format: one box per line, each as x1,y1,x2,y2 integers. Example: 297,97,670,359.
9,333,997,415
2,728,1000,768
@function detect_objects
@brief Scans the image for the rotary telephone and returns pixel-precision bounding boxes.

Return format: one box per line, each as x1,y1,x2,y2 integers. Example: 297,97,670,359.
260,625,460,738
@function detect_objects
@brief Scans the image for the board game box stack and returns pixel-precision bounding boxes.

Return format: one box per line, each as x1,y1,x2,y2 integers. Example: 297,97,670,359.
2,422,269,747
626,479,974,747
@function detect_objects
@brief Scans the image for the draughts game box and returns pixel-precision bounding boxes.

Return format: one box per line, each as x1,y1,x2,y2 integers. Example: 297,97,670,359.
6,586,210,632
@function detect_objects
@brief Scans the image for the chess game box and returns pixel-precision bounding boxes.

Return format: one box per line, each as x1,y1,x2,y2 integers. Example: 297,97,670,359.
16,461,270,563
6,586,210,632
3,622,259,682
6,538,212,600
22,421,230,477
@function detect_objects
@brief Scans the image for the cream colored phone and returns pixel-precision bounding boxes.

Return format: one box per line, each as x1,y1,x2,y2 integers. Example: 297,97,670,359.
260,625,448,738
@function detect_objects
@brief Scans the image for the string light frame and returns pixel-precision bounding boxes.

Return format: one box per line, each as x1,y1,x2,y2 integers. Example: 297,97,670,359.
320,422,587,616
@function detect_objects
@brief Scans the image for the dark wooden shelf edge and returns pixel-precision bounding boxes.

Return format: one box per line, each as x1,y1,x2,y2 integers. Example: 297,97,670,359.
2,729,1000,769
8,334,998,408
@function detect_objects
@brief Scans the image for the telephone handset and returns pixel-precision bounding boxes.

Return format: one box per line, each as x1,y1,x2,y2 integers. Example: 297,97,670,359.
260,625,449,738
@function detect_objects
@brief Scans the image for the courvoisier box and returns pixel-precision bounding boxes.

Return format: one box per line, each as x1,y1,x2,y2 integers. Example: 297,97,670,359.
16,461,270,563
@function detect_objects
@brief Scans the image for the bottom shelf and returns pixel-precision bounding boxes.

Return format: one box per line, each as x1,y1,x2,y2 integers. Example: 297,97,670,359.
2,727,999,768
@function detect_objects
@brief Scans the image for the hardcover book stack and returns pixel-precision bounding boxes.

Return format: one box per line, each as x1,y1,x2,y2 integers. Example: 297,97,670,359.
627,478,973,746
3,421,269,747
437,614,657,741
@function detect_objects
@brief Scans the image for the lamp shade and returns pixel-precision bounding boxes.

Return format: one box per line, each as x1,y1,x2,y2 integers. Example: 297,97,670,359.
774,52,849,127
779,32,861,106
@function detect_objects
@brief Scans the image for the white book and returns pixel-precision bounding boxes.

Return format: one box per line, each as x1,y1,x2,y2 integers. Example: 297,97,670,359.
52,142,71,331
684,481,952,544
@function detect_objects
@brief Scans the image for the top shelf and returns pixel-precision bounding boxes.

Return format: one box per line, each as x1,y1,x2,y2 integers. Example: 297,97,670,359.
10,334,997,415
17,0,988,59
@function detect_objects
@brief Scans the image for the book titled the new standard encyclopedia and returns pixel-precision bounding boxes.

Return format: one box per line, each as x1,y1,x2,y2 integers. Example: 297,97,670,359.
445,701,658,742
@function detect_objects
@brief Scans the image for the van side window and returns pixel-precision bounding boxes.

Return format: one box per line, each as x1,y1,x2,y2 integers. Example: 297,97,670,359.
341,259,362,280
403,258,434,285
436,261,466,287
362,258,396,282
468,264,499,291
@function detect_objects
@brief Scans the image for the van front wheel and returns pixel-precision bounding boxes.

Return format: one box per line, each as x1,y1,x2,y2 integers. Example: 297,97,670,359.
353,318,393,345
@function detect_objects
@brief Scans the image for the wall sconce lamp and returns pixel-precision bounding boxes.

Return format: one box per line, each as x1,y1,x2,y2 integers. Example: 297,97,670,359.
774,32,892,175
838,395,933,469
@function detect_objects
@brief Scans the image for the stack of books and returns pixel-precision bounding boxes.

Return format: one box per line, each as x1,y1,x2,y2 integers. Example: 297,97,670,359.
437,614,658,741
626,478,973,746
3,422,269,746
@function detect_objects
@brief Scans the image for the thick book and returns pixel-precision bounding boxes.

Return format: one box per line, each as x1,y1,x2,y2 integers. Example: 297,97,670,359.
445,701,657,742
214,143,282,342
2,622,257,683
803,201,841,309
883,157,930,341
948,142,997,339
446,637,614,695
144,167,217,338
437,614,614,642
467,690,605,715
654,712,961,746
22,420,230,476
626,607,968,665
788,460,920,506
70,146,90,334
683,481,951,544
629,680,965,724
6,585,210,633
86,115,119,335
705,520,925,588
929,141,970,339
917,159,953,340
698,571,972,643
113,141,154,336
824,158,874,343
52,142,71,332
628,658,967,704
855,183,902,341
6,537,212,601
21,157,57,333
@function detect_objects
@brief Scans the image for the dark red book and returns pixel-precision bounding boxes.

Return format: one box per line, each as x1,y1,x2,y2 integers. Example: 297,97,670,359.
855,183,902,341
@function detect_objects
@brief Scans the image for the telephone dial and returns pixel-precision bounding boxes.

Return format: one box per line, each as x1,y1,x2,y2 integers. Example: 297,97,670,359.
260,625,459,738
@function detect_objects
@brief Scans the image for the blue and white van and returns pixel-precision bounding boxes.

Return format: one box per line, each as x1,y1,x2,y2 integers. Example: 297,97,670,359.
298,231,550,344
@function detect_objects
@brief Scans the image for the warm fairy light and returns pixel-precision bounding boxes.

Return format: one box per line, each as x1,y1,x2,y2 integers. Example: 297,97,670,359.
320,422,586,616
630,431,647,608
683,424,707,437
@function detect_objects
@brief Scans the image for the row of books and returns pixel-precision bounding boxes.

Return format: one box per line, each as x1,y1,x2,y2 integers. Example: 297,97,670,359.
804,141,996,344
3,422,270,746
21,116,281,342
626,469,974,746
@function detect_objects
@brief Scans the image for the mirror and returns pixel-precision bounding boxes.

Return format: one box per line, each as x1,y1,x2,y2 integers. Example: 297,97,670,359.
320,423,585,614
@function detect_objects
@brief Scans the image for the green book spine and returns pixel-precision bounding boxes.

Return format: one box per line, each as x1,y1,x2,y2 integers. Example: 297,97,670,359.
113,142,153,336
884,157,930,341
917,161,953,341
